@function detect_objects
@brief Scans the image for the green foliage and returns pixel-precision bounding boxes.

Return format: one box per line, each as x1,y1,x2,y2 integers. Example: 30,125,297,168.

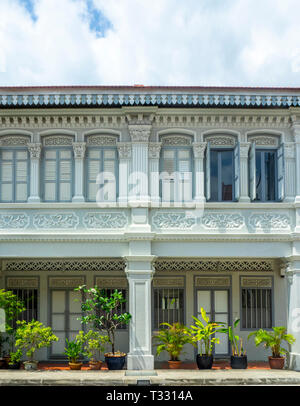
77,330,109,361
217,319,245,356
14,320,59,362
64,337,85,363
0,289,26,356
9,349,22,365
153,322,192,361
248,326,296,358
75,285,131,354
186,308,221,356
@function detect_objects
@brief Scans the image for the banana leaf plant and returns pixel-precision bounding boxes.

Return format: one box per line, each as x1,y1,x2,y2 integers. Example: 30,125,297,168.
217,319,245,356
186,307,220,356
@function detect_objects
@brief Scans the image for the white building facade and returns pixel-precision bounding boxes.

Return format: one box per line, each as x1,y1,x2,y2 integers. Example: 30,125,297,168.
1,85,300,370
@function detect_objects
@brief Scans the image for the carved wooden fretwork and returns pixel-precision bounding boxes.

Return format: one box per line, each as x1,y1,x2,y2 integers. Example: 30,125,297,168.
247,135,279,147
2,258,126,272
0,135,31,146
240,276,272,288
161,135,192,146
195,276,231,287
95,277,128,288
154,258,275,273
43,135,73,146
86,135,118,146
153,277,184,288
49,277,85,288
6,277,38,289
204,135,236,147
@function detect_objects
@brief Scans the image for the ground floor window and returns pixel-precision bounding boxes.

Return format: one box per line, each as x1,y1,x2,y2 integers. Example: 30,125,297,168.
12,288,38,323
241,287,272,329
153,288,184,329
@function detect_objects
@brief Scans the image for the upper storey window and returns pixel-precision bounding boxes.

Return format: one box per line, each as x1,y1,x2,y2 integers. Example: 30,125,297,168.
85,135,118,202
160,135,193,203
249,136,284,202
0,135,30,203
42,136,74,202
205,135,239,202
0,148,29,202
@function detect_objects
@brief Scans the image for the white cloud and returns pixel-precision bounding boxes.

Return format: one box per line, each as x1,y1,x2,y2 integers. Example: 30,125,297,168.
1,0,300,86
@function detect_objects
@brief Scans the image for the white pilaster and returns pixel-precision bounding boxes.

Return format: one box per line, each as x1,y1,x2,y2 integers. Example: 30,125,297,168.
125,254,156,370
192,142,206,203
285,260,300,370
149,142,162,205
292,124,300,203
72,142,86,203
128,124,151,204
117,142,131,206
239,142,251,202
284,142,296,202
27,143,42,203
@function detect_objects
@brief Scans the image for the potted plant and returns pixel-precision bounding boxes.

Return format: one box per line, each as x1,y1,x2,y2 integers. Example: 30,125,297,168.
248,326,296,369
76,285,132,370
14,320,59,371
153,322,192,369
78,330,109,370
64,336,86,370
7,349,22,370
186,307,220,369
217,319,247,369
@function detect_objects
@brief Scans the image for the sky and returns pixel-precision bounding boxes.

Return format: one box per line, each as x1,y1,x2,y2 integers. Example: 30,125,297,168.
1,0,300,88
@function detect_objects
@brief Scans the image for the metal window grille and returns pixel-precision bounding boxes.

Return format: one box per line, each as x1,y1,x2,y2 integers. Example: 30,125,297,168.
99,288,128,330
153,288,184,329
12,289,38,323
241,288,272,329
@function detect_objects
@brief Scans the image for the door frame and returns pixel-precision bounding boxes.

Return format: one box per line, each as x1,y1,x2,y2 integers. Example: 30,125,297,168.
193,275,232,359
48,275,86,359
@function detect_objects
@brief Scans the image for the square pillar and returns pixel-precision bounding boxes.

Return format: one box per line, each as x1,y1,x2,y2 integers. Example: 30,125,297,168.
27,143,42,203
72,142,86,203
125,255,156,370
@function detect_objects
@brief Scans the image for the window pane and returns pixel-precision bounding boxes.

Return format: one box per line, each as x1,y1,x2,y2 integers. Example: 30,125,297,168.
59,182,71,201
1,183,12,201
1,161,13,182
265,151,276,201
16,183,28,201
210,150,218,201
242,288,272,329
154,288,184,329
221,151,233,201
209,150,233,201
255,151,262,201
44,183,56,201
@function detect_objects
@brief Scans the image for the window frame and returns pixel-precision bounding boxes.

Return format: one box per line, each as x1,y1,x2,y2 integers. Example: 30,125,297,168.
41,146,74,202
85,146,118,203
206,147,236,202
0,147,30,203
253,148,279,202
239,275,274,331
159,145,194,203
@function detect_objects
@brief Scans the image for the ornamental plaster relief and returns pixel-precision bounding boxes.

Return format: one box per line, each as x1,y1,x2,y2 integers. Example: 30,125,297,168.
0,214,30,229
248,213,291,230
152,212,197,230
83,212,128,229
33,213,80,229
0,135,31,146
201,213,244,230
43,135,73,146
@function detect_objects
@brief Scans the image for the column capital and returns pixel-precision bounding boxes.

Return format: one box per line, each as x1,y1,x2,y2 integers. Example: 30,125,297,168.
240,142,251,158
72,142,86,159
192,142,207,159
27,143,42,159
117,142,132,159
148,142,162,159
128,124,152,142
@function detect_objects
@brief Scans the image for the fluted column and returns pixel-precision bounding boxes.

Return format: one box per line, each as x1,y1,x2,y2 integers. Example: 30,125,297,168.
72,142,86,203
284,143,296,202
149,142,162,205
192,142,206,203
239,142,251,202
27,143,42,203
292,124,300,203
117,142,131,206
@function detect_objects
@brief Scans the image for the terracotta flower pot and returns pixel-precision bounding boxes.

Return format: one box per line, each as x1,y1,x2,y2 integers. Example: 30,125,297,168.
168,360,182,369
89,360,102,370
24,361,38,371
268,356,285,369
69,362,83,370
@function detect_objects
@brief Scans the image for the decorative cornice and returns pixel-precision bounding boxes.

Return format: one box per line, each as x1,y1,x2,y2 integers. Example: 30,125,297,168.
1,92,300,109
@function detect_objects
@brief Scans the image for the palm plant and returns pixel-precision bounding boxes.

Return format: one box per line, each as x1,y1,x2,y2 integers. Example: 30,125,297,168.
248,326,295,358
153,322,191,361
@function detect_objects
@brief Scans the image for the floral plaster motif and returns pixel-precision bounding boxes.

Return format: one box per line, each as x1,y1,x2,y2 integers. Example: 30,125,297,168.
152,212,196,229
248,213,291,230
0,214,30,229
202,213,244,229
83,212,128,229
33,213,79,229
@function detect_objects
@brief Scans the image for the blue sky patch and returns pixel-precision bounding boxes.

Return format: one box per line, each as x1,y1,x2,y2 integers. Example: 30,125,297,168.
86,0,112,37
19,0,37,22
